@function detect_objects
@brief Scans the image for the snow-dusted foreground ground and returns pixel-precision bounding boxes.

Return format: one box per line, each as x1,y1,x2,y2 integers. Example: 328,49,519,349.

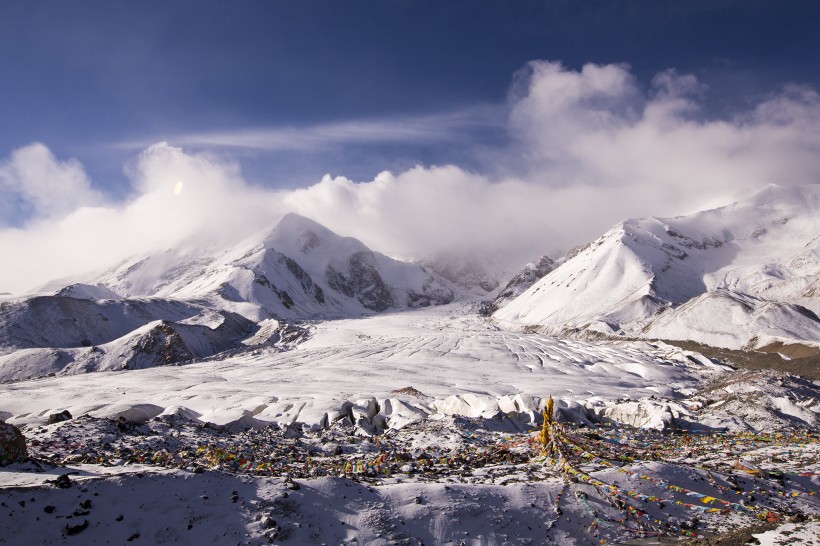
1,415,818,545
2,303,819,545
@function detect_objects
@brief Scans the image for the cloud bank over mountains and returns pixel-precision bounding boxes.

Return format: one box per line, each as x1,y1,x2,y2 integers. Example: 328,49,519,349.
3,61,820,294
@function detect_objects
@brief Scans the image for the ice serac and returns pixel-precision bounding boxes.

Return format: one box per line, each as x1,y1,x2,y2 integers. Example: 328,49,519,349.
495,184,820,351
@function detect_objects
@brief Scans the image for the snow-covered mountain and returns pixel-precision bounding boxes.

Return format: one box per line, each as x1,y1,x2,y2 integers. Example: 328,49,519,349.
494,184,820,352
0,295,203,350
0,289,260,382
419,252,503,295
95,213,454,321
0,310,256,383
4,187,820,384
0,214,457,381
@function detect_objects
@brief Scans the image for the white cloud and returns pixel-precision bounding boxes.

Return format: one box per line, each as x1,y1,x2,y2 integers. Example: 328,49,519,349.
2,61,820,294
507,61,820,213
0,143,288,293
281,62,820,263
0,143,106,223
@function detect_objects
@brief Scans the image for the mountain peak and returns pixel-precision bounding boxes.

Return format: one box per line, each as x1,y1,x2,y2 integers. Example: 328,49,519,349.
266,213,368,259
495,183,820,351
725,183,820,211
269,214,321,256
275,212,327,233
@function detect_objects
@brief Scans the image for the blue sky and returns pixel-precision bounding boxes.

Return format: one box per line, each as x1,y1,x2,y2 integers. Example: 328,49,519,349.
2,1,820,293
2,1,819,191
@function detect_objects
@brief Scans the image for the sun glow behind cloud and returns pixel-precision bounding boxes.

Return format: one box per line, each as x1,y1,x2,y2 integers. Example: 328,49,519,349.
2,61,820,294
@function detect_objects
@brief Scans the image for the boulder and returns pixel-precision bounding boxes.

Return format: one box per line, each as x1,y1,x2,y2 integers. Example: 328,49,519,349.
0,422,27,465
47,410,73,424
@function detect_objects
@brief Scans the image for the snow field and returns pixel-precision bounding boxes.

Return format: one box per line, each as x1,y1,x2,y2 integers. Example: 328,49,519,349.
0,304,723,432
